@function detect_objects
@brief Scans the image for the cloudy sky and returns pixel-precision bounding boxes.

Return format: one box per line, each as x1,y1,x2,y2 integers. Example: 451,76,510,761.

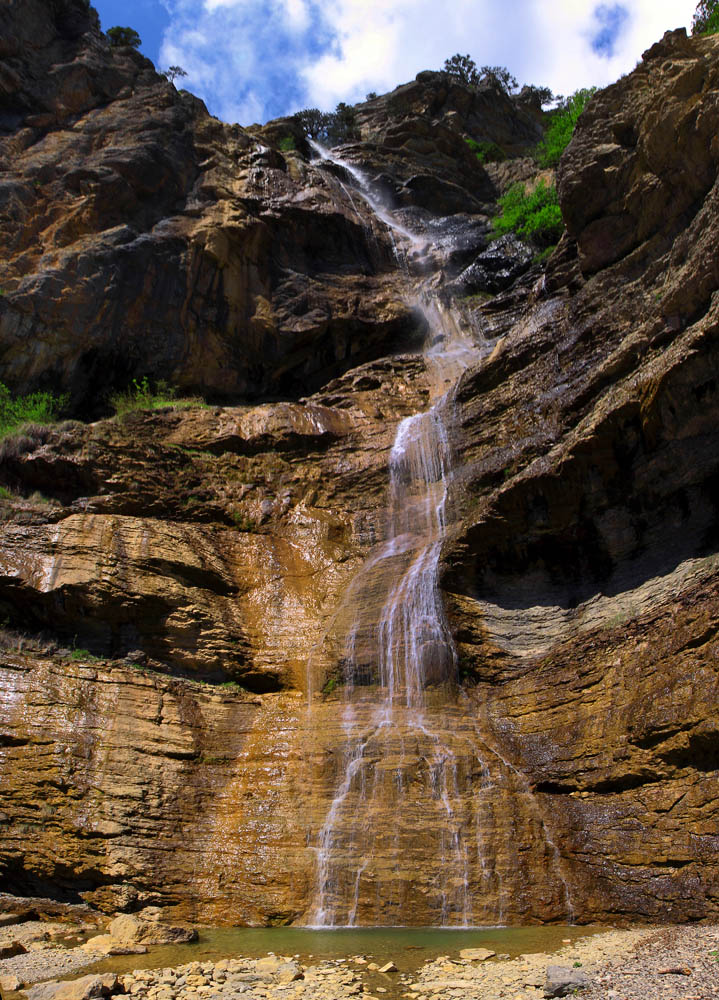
92,0,699,125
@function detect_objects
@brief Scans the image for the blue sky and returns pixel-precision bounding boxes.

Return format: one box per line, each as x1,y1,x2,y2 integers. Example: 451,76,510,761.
92,0,699,125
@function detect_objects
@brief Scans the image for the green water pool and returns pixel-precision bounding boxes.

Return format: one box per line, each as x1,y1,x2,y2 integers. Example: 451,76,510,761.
89,924,603,977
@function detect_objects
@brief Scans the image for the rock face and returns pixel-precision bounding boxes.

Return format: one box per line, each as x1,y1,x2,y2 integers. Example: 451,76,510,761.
0,5,718,927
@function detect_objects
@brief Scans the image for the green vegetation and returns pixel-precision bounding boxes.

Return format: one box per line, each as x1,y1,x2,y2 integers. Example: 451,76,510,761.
442,55,519,94
231,511,258,532
492,180,563,247
220,680,247,693
0,382,67,442
278,136,296,152
693,0,719,33
106,26,141,48
465,137,506,164
0,486,13,500
293,102,359,144
110,377,206,416
70,648,102,662
322,677,338,695
535,87,597,167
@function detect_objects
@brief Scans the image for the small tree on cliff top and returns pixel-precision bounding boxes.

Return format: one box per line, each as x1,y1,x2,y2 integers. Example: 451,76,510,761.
442,55,519,94
106,26,142,48
443,54,480,87
692,0,719,33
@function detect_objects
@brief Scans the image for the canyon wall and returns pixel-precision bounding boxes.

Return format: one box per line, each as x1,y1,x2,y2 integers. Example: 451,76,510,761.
0,2,717,925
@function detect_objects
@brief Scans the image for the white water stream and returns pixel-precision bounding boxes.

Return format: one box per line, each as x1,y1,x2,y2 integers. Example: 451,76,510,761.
305,142,571,927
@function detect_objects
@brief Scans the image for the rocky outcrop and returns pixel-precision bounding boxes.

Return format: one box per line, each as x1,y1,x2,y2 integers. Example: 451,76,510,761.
0,5,718,928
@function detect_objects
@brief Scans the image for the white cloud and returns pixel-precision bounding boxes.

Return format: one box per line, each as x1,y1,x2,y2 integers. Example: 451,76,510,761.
159,0,699,125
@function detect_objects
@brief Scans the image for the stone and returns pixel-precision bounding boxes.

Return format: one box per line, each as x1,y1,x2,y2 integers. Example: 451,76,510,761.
378,963,397,974
459,948,496,961
0,0,718,934
54,976,118,1000
0,940,26,958
0,974,23,992
543,966,589,998
108,913,197,945
82,933,148,955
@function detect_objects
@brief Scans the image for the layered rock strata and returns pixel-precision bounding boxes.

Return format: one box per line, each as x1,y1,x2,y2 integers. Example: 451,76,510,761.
0,2,717,926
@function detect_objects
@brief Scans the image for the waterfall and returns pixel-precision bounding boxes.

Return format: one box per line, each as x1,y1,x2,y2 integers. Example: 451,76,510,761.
304,141,572,927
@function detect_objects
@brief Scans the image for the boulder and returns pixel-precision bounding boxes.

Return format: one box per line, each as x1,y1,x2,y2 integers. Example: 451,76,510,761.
107,913,197,945
459,947,496,961
0,974,23,992
0,940,26,958
544,965,590,997
82,933,147,955
54,976,118,1000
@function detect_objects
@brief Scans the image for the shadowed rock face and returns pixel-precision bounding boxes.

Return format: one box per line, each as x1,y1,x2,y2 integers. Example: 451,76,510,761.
0,8,718,926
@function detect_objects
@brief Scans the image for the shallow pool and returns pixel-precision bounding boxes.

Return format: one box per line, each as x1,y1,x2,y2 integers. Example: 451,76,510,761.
89,924,604,977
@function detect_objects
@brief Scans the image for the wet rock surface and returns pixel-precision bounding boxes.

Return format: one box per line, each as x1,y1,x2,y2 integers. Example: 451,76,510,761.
0,2,717,930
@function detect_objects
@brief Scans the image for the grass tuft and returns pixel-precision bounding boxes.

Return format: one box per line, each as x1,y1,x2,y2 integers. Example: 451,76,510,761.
110,377,207,416
0,383,67,442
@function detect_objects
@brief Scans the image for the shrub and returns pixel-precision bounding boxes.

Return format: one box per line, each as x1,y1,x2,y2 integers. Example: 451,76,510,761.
0,383,66,441
535,87,597,167
110,377,206,416
106,26,141,48
692,0,719,33
278,136,296,152
492,180,563,247
465,137,506,163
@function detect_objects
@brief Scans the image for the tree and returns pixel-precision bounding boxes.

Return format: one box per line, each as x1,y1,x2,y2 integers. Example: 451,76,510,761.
327,101,359,143
106,26,141,48
163,66,188,84
292,108,331,140
443,54,479,87
293,103,359,145
479,65,519,94
692,0,719,33
518,84,554,109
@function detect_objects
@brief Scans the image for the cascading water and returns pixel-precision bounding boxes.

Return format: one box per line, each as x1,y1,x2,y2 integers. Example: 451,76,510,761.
305,142,573,927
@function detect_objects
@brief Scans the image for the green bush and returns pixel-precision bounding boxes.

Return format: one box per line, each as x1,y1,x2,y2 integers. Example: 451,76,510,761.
106,26,141,48
110,377,206,416
492,180,563,247
278,136,296,151
465,137,506,164
0,382,66,441
535,87,597,167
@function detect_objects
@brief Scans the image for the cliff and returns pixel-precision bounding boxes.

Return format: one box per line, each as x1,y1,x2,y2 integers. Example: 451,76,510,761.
0,1,717,927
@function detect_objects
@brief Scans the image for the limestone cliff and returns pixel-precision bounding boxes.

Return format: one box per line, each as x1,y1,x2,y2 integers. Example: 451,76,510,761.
0,1,717,927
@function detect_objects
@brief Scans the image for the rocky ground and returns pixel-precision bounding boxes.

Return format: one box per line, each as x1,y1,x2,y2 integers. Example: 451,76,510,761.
1,924,718,1000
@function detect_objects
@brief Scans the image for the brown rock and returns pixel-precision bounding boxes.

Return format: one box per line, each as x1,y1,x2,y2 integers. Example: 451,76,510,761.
54,975,118,1000
0,975,23,993
0,940,26,958
107,913,196,945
